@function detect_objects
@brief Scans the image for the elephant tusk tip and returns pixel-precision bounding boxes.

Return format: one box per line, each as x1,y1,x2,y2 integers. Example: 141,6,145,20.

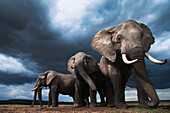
134,59,138,62
160,59,167,65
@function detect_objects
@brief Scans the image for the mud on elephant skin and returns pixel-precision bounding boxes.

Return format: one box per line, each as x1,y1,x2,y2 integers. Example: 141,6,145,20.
91,20,167,109
31,70,76,107
67,52,107,107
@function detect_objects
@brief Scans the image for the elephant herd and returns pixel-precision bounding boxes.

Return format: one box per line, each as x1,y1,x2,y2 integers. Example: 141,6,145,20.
31,20,167,109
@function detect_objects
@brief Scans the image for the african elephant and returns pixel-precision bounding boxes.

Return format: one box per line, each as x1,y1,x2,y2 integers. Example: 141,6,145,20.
31,70,76,107
91,20,167,109
67,52,106,107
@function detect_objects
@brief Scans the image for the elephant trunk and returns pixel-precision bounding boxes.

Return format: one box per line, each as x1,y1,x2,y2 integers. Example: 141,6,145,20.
77,63,97,91
128,47,159,108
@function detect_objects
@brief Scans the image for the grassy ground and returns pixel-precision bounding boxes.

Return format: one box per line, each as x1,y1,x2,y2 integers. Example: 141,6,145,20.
0,102,170,113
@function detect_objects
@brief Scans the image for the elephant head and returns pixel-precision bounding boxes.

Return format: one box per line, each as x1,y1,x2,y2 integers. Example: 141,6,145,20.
91,20,167,108
91,20,167,64
67,52,98,90
31,71,56,107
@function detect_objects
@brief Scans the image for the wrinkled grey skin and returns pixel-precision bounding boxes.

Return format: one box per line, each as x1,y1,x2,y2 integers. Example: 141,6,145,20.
91,20,165,109
67,52,106,107
31,71,76,107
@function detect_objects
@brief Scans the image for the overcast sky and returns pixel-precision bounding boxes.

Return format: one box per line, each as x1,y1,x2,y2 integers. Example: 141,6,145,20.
0,0,170,101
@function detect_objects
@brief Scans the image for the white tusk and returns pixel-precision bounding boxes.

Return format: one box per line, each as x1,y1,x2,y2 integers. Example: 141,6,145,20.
122,54,138,64
145,52,167,65
125,86,131,89
32,86,38,91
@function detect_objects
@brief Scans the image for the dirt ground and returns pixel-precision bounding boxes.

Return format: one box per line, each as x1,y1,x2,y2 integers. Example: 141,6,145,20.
0,102,170,113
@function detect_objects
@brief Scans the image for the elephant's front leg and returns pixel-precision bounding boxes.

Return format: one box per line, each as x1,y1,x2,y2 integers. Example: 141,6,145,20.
48,88,52,107
84,93,89,107
98,89,106,106
89,88,97,107
73,79,83,107
51,85,58,107
105,78,115,107
109,66,127,109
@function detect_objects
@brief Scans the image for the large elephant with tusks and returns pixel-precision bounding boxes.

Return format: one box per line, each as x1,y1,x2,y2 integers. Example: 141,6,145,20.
91,20,167,109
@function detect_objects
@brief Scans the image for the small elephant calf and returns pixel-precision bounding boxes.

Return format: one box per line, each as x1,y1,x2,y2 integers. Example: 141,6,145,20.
31,70,76,107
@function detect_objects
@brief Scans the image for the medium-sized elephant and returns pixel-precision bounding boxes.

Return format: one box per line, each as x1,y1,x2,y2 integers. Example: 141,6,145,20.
67,52,107,107
31,70,76,107
91,20,167,108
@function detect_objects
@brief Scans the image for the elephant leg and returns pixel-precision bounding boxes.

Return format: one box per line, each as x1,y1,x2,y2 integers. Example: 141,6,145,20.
73,79,82,107
120,82,127,103
109,67,127,109
105,78,114,107
38,88,43,107
84,93,89,107
89,88,97,107
51,85,57,107
88,73,97,107
121,69,131,103
98,89,106,106
56,93,59,107
48,89,52,107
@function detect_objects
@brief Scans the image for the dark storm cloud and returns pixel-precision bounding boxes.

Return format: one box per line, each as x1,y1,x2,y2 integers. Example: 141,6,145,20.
0,71,36,85
0,0,62,85
0,0,170,89
0,0,99,85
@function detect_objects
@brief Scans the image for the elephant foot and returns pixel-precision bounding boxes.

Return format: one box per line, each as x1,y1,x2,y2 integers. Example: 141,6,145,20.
107,104,115,108
100,102,107,107
86,104,89,107
115,102,127,109
89,103,98,107
139,100,159,109
52,104,58,107
139,103,150,109
148,101,159,108
73,103,81,107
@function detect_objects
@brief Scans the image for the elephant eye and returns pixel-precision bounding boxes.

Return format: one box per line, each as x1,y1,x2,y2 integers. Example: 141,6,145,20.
117,35,121,42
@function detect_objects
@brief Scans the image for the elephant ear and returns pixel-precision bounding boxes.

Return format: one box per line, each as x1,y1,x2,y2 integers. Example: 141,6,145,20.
67,56,76,75
46,71,56,85
91,26,116,62
85,55,99,74
139,23,155,52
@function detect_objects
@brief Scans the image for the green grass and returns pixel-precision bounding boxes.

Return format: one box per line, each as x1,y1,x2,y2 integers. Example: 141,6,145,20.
127,102,139,106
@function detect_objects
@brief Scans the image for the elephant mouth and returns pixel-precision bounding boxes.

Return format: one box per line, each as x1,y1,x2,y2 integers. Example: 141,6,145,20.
121,47,167,65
